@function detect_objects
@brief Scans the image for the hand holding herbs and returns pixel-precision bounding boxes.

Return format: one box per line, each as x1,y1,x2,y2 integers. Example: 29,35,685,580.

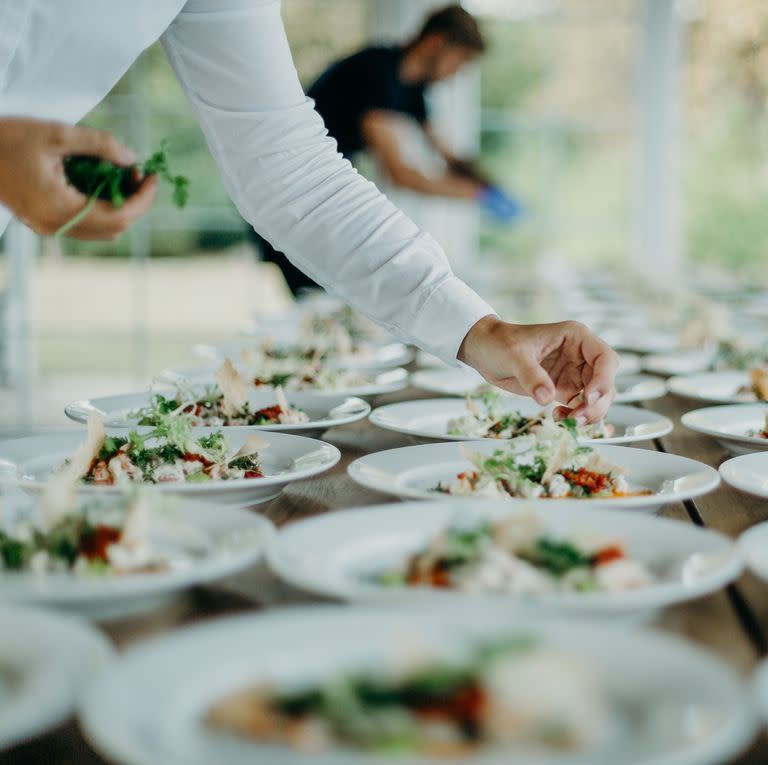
57,138,188,238
0,117,160,240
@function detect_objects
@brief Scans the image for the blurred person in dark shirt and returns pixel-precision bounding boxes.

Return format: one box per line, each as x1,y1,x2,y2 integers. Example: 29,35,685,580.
256,4,522,294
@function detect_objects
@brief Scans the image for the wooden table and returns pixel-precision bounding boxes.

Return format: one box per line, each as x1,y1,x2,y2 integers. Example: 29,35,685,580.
7,386,768,764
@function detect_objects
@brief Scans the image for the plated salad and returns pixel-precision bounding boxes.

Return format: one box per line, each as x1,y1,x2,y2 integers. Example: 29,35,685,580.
255,331,371,364
446,392,614,440
241,352,374,392
205,636,602,756
135,361,309,427
377,513,652,594
0,493,163,577
61,414,266,487
436,432,646,500
303,304,385,344
711,340,768,372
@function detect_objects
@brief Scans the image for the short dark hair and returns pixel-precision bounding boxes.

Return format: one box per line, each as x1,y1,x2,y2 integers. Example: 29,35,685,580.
413,4,486,53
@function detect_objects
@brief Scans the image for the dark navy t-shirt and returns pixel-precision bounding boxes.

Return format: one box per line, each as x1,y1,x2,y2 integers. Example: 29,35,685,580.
307,46,427,159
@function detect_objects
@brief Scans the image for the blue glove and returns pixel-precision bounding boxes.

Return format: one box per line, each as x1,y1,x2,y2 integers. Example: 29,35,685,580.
478,186,525,223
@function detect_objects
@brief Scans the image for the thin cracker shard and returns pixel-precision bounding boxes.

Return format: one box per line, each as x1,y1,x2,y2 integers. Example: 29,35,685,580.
541,434,574,485
69,413,107,479
466,394,481,417
118,492,149,551
216,358,248,416
275,385,289,413
40,413,106,523
233,434,269,459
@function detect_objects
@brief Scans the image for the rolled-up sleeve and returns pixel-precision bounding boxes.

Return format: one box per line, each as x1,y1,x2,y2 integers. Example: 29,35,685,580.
162,0,494,363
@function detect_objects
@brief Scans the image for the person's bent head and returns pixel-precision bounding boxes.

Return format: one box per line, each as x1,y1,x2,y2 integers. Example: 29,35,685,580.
405,4,485,83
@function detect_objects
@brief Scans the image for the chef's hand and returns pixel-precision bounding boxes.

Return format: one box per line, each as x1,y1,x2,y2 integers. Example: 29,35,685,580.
458,316,619,423
0,117,157,240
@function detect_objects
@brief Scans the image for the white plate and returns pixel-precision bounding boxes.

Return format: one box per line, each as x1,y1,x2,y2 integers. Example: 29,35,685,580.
643,351,715,377
348,441,720,512
753,656,768,727
681,404,768,456
79,604,755,765
415,349,448,368
164,366,410,401
720,452,768,500
268,500,742,617
369,399,673,445
195,341,414,371
0,502,274,620
667,372,759,404
0,606,112,748
65,390,370,439
613,374,667,403
609,331,680,356
242,308,393,346
617,353,642,375
0,430,340,507
738,521,768,584
410,366,490,396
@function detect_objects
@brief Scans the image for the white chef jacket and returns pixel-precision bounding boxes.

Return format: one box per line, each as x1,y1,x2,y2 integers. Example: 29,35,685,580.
0,0,494,364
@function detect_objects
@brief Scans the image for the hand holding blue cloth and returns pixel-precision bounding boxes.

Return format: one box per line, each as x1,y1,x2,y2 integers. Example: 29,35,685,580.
478,186,525,223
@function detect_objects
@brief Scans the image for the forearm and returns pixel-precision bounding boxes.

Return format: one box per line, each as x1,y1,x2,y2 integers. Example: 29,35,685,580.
385,163,481,199
162,0,493,363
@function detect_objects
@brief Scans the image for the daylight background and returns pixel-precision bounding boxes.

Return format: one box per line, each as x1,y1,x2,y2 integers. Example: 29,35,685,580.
0,0,764,433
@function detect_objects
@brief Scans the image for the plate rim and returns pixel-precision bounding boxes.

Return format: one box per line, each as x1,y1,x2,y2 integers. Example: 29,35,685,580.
681,404,768,448
267,500,743,612
667,371,753,404
720,452,768,499
0,605,113,749
64,391,371,432
0,430,341,493
367,399,674,445
0,507,275,605
160,366,411,398
347,441,721,507
77,605,757,765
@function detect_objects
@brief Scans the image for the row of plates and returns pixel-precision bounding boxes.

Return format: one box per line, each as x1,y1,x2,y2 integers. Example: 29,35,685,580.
163,362,667,405
171,337,758,408
3,493,759,620
0,422,730,513
9,491,768,764
66,386,674,444
4,315,766,762
8,603,757,765
410,365,763,407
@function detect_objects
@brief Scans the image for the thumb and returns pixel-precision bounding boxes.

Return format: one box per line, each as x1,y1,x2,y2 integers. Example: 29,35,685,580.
508,351,555,405
54,124,136,166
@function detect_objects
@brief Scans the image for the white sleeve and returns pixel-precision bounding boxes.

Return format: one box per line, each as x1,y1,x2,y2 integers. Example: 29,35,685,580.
162,0,494,363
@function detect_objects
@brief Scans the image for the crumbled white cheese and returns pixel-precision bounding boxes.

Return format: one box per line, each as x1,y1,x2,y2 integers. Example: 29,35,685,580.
547,473,571,498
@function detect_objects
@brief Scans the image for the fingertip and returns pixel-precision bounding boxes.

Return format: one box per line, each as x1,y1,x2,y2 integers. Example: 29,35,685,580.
103,133,135,166
140,174,159,195
570,394,612,424
119,147,137,165
121,176,158,214
108,144,136,166
533,384,553,406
